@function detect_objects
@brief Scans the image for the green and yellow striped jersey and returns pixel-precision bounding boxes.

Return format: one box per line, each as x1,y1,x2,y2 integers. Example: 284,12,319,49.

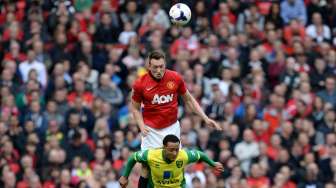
132,149,207,188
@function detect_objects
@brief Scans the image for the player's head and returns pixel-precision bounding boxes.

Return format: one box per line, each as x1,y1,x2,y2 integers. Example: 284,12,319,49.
163,134,180,161
147,51,166,80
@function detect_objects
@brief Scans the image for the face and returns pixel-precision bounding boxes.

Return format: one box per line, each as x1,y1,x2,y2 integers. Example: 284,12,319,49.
196,1,205,13
326,78,335,91
148,58,166,79
95,148,106,161
30,101,40,112
164,142,180,161
127,1,137,12
75,80,85,92
251,164,262,178
27,50,36,61
312,13,322,25
3,171,16,187
272,3,279,13
100,74,110,87
243,129,254,143
60,169,71,184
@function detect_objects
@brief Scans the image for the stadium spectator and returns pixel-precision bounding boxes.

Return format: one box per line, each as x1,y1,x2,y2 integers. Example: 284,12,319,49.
234,129,260,174
280,0,307,25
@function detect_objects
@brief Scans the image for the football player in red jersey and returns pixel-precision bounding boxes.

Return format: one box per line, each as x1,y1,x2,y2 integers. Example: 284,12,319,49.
131,51,221,188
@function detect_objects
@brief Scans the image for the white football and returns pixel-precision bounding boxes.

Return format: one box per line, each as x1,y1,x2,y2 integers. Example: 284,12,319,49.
169,3,191,26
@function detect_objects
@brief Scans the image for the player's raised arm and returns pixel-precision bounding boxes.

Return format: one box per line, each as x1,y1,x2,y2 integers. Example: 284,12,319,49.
186,149,224,172
119,150,149,188
181,90,222,130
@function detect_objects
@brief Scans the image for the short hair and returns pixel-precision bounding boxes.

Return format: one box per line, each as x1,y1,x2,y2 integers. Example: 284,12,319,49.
326,75,335,81
163,134,180,146
148,51,165,61
192,176,201,183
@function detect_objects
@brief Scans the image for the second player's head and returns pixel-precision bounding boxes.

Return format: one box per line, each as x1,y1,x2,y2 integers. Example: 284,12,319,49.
163,134,180,161
147,51,166,80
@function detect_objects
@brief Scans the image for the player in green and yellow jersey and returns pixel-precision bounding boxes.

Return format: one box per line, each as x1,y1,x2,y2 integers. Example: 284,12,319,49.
119,134,224,188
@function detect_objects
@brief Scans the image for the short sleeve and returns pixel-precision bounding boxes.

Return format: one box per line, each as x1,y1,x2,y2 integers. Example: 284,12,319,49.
177,73,187,95
134,150,149,163
185,149,201,164
132,80,143,103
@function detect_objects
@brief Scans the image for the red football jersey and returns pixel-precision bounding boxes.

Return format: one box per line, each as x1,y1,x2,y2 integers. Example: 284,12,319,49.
132,70,187,129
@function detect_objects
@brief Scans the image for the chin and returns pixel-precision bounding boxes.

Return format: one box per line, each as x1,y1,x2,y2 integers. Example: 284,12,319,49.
171,157,177,161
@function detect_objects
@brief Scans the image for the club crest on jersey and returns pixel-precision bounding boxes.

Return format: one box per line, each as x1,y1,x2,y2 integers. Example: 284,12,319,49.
166,81,175,90
176,160,183,168
152,94,174,104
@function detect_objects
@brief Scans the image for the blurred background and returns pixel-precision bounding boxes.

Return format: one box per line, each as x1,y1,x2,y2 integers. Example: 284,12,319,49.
0,0,336,187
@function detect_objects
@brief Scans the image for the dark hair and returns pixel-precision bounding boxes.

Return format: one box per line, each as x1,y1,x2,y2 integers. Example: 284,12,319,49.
71,129,82,140
148,51,165,61
326,75,335,81
163,134,180,146
192,176,201,183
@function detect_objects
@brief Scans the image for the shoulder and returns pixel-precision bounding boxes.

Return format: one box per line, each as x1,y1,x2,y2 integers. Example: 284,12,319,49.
147,149,162,160
136,73,150,83
133,73,150,88
166,69,180,77
19,61,27,67
180,149,191,158
182,149,201,163
316,90,325,96
183,149,199,157
134,150,149,160
151,148,163,155
166,70,183,81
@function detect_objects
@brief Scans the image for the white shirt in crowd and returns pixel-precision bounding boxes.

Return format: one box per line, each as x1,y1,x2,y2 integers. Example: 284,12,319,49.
234,141,260,175
306,24,331,43
118,31,137,45
185,171,206,188
19,60,47,87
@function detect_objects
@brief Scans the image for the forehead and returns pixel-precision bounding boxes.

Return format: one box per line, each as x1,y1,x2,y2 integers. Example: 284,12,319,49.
149,58,165,65
166,142,179,148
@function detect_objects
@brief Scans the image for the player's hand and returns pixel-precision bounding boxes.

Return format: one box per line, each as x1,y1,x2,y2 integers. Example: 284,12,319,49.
213,162,224,172
119,176,128,188
140,126,150,136
204,118,222,131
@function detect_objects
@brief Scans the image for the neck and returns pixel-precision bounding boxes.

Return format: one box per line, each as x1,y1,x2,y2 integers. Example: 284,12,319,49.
149,71,164,82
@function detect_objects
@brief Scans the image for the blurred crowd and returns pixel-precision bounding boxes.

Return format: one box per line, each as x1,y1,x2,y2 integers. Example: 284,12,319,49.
0,0,336,187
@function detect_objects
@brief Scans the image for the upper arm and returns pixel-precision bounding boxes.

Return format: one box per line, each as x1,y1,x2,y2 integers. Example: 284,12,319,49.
131,80,143,103
186,149,201,164
131,95,141,111
134,150,149,163
177,73,187,96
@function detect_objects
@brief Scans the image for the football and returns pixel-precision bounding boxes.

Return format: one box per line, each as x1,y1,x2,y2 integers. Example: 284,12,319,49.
169,3,191,26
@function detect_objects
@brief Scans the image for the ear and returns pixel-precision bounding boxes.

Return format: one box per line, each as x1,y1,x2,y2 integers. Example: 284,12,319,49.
145,59,150,69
